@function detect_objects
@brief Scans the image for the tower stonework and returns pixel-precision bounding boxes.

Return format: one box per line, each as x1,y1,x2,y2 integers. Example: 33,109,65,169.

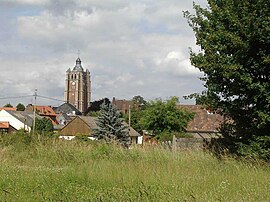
64,58,91,114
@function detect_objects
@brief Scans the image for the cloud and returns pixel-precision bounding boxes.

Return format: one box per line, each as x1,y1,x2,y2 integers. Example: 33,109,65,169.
155,51,201,76
0,0,50,6
0,0,208,106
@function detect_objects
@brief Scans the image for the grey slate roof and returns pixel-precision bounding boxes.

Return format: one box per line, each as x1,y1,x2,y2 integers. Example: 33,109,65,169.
54,103,82,115
79,116,98,129
123,122,141,137
73,57,84,71
60,113,71,121
6,110,42,127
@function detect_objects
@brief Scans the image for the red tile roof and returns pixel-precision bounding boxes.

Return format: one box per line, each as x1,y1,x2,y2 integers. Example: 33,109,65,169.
178,105,224,133
0,122,9,129
25,105,58,125
35,106,57,115
26,105,57,116
0,107,16,111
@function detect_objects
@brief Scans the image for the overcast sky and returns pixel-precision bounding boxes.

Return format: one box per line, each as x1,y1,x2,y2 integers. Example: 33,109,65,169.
0,0,207,107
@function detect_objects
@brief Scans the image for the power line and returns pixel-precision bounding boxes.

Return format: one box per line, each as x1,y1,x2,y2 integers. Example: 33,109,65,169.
37,95,66,103
0,95,33,100
0,93,66,103
33,89,37,135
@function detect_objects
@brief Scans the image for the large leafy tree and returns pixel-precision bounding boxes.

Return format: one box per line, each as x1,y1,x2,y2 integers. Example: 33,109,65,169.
95,103,131,148
184,1,270,152
90,98,110,112
16,103,25,111
4,103,13,108
132,95,147,107
85,98,110,116
123,95,147,133
139,97,194,139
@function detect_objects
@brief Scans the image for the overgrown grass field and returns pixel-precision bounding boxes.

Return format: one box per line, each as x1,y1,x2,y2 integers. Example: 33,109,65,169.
0,133,270,201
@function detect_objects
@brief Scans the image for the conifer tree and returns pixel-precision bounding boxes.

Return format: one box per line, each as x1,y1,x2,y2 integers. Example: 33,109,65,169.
95,102,131,148
35,117,54,133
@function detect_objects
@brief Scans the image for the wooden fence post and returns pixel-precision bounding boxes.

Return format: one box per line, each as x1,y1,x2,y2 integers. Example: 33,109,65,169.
172,135,176,152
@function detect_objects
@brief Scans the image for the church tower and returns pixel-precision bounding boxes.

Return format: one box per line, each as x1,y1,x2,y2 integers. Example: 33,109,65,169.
64,57,91,114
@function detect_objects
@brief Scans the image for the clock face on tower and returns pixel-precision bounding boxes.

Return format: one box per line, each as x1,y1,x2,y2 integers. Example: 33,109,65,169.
71,81,76,90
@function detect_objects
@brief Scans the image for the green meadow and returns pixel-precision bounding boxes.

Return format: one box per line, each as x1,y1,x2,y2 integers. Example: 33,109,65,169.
0,133,270,201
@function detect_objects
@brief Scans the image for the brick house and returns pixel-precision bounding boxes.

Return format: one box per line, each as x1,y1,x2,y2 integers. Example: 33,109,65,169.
112,97,139,114
0,109,41,132
177,104,224,138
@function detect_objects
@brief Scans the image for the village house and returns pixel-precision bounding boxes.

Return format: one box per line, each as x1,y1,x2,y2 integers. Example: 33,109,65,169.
0,122,16,134
59,116,142,144
0,107,17,111
0,109,41,132
177,104,224,138
25,104,58,125
59,116,97,140
112,97,139,114
56,113,72,126
53,103,82,116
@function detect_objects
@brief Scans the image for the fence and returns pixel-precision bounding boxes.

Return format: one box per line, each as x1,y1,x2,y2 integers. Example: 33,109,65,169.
162,135,213,151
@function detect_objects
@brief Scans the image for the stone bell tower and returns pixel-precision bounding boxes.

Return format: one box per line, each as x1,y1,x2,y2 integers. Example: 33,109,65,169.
64,57,91,114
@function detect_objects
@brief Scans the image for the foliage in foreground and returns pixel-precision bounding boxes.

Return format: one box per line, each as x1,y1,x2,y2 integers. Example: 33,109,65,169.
0,133,270,201
184,0,270,158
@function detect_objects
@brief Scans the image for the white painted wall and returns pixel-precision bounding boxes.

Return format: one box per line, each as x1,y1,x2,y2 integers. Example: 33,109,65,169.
59,136,97,141
59,135,75,140
0,110,31,132
137,136,143,144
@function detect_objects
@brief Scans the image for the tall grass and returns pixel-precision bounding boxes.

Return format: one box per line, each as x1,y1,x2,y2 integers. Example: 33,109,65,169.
0,133,270,201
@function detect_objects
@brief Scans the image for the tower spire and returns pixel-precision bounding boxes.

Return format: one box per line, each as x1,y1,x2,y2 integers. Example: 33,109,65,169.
77,50,80,58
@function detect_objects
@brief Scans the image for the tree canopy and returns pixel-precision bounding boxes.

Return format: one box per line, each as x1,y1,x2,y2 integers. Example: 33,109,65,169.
132,95,147,107
89,98,110,112
4,103,13,108
139,97,194,140
16,103,25,111
184,1,270,157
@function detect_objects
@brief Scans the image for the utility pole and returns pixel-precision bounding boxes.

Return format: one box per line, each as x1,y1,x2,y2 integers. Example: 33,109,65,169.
128,104,131,136
32,89,37,135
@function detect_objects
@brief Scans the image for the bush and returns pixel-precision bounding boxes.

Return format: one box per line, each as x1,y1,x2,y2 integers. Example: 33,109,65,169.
238,136,270,161
0,130,33,147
